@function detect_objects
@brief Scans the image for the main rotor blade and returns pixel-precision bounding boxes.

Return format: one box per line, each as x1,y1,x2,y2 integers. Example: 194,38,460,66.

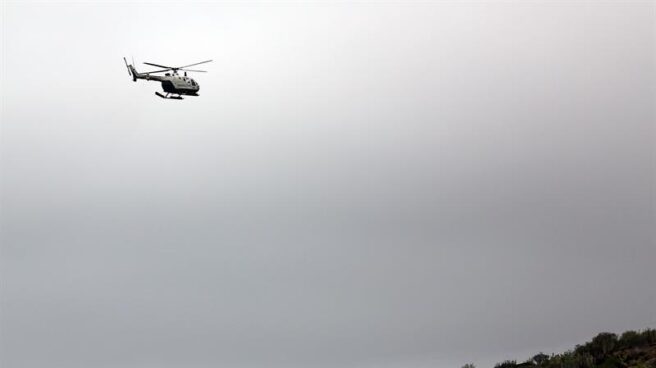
180,69,207,73
178,59,213,69
143,68,171,74
143,62,173,69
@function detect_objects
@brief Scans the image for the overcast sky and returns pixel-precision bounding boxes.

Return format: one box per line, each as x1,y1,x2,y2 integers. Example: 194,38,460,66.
1,2,655,368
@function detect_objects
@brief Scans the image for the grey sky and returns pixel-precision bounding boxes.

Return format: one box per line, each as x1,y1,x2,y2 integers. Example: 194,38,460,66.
1,2,655,368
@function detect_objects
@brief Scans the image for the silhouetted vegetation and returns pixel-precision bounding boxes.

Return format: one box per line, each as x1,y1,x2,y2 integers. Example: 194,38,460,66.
464,329,656,368
495,360,518,368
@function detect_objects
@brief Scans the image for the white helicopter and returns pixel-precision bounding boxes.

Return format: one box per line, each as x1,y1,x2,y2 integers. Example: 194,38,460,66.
123,57,212,99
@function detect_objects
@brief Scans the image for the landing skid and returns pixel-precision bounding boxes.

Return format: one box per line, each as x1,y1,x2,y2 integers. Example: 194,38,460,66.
156,92,183,100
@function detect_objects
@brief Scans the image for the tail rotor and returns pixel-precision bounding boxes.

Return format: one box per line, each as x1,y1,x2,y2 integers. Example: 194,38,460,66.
123,57,137,82
123,57,132,76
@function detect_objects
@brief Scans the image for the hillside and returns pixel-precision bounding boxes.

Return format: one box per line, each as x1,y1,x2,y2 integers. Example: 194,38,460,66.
466,329,656,368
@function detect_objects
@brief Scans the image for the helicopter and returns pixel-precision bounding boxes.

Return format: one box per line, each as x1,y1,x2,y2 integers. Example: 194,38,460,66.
123,57,212,99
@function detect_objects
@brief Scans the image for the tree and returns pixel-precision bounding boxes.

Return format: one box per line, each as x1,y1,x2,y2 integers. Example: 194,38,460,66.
532,353,550,366
590,332,618,359
495,360,518,368
643,328,656,345
618,330,641,348
462,363,476,368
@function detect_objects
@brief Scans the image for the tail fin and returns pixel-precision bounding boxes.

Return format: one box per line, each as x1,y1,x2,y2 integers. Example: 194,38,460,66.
123,57,138,82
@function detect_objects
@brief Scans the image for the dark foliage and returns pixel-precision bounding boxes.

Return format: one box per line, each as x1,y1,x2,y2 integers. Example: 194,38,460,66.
476,329,656,368
495,360,518,368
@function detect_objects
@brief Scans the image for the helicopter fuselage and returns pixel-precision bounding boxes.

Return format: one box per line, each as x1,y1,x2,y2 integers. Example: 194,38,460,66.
137,73,200,96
